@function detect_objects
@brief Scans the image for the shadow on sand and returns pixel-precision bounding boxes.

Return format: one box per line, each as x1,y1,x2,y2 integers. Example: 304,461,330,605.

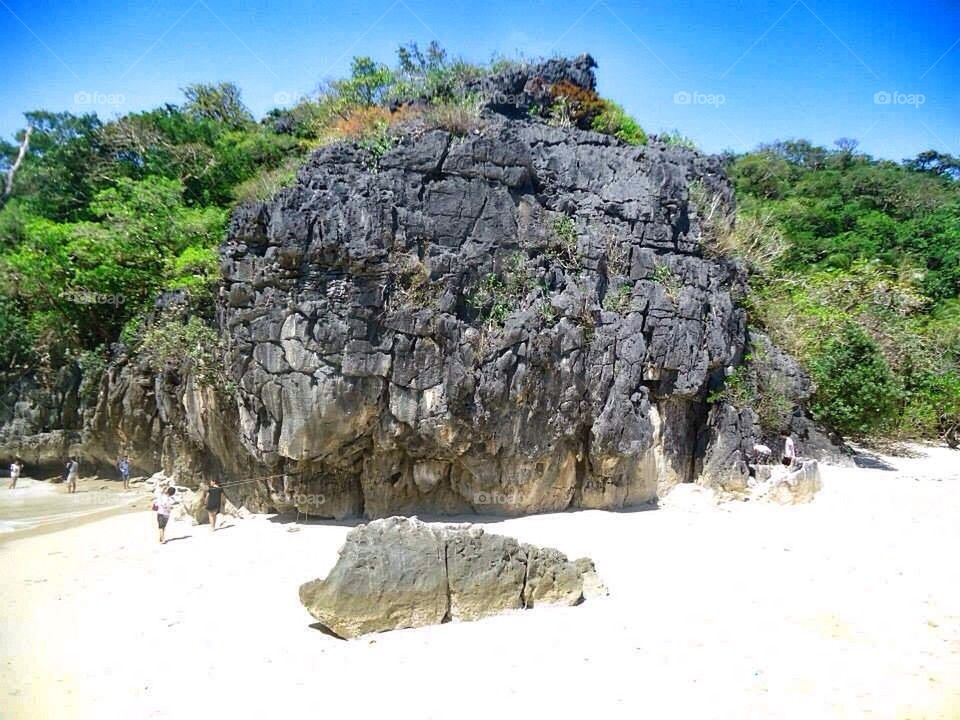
265,501,661,529
852,451,898,471
307,621,347,640
267,512,361,528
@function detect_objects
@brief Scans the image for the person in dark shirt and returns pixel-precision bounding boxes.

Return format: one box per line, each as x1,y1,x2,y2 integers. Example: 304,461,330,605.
205,477,224,532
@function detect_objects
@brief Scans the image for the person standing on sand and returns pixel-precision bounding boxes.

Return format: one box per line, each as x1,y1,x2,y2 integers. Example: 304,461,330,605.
152,480,166,515
156,486,177,544
8,457,23,489
205,477,223,532
781,431,797,468
118,455,131,490
66,456,79,493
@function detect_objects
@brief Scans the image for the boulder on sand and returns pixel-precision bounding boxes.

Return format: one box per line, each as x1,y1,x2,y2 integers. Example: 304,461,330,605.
760,460,822,504
300,517,449,638
298,517,605,638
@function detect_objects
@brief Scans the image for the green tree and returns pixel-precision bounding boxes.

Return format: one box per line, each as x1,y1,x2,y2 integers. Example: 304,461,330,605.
730,151,792,199
334,57,395,107
182,82,253,128
905,150,960,180
810,325,901,435
11,111,104,220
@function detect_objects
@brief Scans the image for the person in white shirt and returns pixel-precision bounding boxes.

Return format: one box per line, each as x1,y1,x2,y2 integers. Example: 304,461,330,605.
66,456,79,494
156,486,177,544
781,432,797,468
8,457,23,489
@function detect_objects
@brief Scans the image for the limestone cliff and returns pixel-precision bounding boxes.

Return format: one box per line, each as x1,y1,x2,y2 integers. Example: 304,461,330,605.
1,56,830,515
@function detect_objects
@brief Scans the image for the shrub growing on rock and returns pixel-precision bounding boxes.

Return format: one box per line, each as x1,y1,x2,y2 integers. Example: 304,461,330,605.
591,101,647,146
548,80,605,129
602,283,632,312
424,95,484,136
549,215,580,268
707,342,797,434
658,130,697,149
232,156,302,203
690,180,787,273
137,314,226,386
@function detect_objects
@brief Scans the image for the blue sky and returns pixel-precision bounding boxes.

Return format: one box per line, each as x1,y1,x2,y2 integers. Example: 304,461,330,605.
1,0,957,160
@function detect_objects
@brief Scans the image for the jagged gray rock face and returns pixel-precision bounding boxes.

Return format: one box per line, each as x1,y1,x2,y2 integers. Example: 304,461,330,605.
0,429,81,477
298,517,603,638
0,367,82,437
0,369,84,476
85,351,247,481
217,67,747,515
464,53,600,118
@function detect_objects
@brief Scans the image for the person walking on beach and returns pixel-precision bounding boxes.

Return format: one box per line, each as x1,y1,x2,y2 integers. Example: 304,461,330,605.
156,486,177,544
205,477,224,532
781,431,797,468
66,456,79,494
8,457,23,489
152,479,166,514
118,455,131,490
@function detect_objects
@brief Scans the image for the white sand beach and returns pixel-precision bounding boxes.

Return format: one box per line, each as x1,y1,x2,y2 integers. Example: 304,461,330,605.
2,445,959,719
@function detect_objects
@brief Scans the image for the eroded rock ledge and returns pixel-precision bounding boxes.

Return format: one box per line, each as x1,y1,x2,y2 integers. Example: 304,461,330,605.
298,517,606,638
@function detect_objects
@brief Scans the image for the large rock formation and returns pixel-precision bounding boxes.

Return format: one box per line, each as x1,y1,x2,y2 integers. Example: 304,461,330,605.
1,56,830,514
298,516,604,638
212,57,749,517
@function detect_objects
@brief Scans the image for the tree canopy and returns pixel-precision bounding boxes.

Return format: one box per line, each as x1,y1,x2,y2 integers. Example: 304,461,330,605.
728,141,960,441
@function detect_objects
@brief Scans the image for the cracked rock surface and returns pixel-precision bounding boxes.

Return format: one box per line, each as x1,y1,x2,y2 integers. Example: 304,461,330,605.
298,516,604,638
213,61,746,516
